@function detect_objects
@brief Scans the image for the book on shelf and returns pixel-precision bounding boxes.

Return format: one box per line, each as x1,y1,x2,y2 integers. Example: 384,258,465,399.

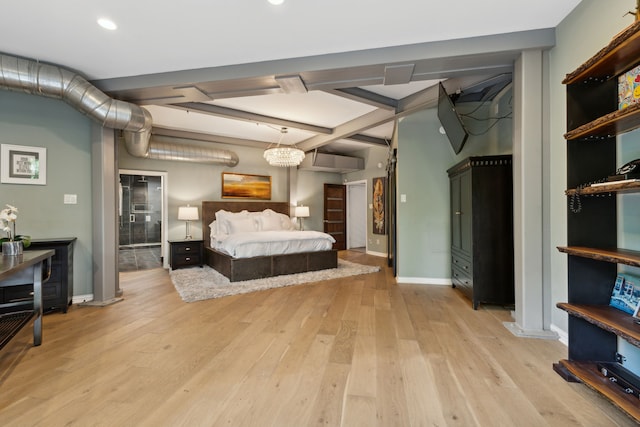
609,274,640,315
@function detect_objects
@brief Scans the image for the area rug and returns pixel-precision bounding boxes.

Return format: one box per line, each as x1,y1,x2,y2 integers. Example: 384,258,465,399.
169,259,380,302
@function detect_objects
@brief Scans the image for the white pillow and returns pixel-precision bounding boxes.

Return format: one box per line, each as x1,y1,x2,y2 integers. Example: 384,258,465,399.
209,220,218,237
215,210,232,234
227,216,257,234
258,214,284,231
282,214,296,230
215,209,251,235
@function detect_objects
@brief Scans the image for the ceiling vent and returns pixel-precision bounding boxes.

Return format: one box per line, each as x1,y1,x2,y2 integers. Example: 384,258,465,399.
298,151,365,173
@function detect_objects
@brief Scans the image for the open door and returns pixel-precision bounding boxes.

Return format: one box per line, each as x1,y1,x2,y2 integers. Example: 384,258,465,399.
323,183,346,250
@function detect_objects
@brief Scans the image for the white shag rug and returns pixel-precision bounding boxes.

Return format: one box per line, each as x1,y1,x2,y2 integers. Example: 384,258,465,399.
169,259,380,302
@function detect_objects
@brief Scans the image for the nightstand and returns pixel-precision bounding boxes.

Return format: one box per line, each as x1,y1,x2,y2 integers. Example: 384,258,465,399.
168,240,204,270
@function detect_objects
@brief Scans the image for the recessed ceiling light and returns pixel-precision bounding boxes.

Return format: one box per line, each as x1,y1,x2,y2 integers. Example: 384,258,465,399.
268,0,284,5
97,17,117,30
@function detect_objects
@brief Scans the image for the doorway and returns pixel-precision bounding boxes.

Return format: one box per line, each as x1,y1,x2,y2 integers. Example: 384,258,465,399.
346,180,367,251
323,183,347,250
118,170,168,272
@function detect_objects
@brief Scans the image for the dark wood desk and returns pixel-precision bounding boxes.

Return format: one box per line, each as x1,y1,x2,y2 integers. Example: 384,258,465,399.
0,250,54,348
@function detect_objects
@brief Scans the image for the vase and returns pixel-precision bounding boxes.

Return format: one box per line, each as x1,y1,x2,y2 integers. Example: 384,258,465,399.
2,241,23,256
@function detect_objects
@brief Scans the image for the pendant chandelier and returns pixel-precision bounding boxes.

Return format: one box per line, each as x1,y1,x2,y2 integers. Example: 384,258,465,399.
263,127,305,167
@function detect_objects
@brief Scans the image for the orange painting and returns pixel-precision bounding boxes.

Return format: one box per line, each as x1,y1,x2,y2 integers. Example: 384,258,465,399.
372,176,385,235
222,173,271,199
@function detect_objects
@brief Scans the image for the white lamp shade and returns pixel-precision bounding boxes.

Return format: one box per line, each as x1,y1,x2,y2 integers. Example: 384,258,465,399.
294,206,310,218
178,206,199,221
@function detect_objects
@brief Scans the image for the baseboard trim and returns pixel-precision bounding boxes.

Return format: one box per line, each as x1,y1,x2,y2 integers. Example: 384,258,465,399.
550,323,568,346
72,294,94,304
503,321,559,340
78,297,124,307
365,250,387,258
396,277,451,286
73,294,125,307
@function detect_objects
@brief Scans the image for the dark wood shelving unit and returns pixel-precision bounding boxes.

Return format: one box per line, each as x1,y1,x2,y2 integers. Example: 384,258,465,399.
562,19,640,141
554,359,640,421
557,246,640,267
564,102,640,140
557,303,640,347
565,180,640,195
563,20,640,84
558,19,640,423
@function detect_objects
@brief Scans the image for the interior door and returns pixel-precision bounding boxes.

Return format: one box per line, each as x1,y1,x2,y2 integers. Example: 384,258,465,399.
324,183,346,250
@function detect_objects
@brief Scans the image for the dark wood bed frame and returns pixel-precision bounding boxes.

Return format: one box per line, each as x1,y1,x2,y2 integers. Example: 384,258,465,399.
202,201,338,282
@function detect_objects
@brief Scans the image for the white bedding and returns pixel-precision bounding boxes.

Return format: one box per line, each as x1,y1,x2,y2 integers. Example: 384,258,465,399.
209,208,335,258
211,230,335,258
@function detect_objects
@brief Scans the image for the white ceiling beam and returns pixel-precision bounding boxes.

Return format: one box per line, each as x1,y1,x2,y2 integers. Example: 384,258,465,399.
151,127,271,149
170,102,332,134
297,109,395,151
275,75,308,94
324,87,397,110
384,64,415,85
96,28,553,92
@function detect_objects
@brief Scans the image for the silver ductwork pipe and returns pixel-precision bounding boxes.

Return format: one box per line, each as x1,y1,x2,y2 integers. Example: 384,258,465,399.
147,138,239,165
0,53,238,167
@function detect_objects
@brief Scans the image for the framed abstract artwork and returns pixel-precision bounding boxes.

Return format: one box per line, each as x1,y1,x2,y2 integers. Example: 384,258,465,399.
222,172,271,199
372,176,386,235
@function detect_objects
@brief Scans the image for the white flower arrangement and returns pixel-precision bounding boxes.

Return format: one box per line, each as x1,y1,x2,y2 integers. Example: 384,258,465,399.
0,204,30,247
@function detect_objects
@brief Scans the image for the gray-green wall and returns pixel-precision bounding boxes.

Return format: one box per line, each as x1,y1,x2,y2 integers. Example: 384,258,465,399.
0,91,94,297
395,90,513,282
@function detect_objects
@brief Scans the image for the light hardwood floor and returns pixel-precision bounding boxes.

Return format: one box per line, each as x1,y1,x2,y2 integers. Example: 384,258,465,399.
0,251,635,426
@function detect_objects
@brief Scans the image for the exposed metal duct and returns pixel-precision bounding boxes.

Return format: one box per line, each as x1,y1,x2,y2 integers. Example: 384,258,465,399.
146,137,239,165
0,53,238,167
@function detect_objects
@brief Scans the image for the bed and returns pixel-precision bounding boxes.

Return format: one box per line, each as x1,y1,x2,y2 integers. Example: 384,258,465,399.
202,201,338,282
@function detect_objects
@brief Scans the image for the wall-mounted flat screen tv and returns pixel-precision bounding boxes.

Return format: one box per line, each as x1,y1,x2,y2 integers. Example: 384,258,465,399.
437,82,468,155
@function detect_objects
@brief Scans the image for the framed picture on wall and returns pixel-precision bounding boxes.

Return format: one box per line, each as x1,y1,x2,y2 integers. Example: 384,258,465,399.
222,172,271,199
372,176,386,235
1,144,47,185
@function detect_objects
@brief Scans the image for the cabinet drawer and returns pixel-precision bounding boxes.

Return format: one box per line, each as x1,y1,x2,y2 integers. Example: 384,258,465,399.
174,244,200,255
452,254,472,275
452,265,473,289
174,254,201,266
451,267,473,299
3,284,33,303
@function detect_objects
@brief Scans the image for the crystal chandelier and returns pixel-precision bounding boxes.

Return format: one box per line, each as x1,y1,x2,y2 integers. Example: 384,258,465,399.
263,127,305,167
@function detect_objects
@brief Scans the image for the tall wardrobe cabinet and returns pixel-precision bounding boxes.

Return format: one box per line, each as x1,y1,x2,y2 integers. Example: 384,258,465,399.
447,155,514,309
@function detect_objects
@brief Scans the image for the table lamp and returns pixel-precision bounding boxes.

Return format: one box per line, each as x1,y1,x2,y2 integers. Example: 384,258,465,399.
294,205,310,231
178,205,199,240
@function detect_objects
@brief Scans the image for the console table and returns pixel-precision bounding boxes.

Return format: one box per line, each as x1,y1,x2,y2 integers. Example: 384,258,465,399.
0,250,53,349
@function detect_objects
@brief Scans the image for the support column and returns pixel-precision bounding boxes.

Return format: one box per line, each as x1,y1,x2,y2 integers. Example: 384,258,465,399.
84,125,122,306
505,50,556,338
